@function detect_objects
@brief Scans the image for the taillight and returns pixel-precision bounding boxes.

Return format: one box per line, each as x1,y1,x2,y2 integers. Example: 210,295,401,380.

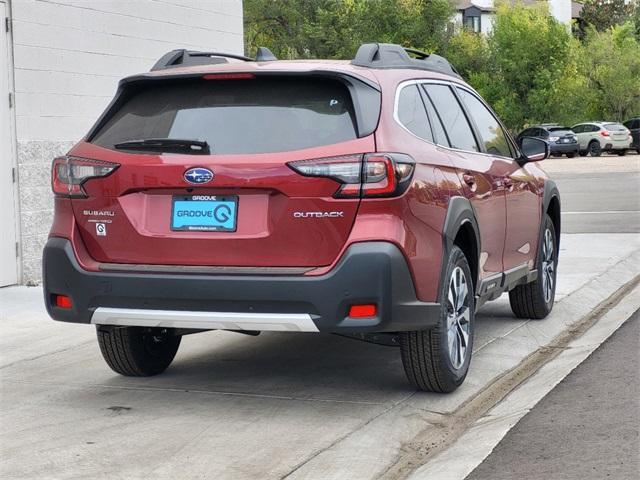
52,156,119,197
287,153,414,198
600,130,610,137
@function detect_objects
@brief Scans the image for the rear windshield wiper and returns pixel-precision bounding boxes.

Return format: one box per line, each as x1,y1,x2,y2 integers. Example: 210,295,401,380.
114,138,210,155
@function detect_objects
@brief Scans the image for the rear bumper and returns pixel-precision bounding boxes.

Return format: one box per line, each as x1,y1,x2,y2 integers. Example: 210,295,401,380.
43,237,440,333
549,143,578,154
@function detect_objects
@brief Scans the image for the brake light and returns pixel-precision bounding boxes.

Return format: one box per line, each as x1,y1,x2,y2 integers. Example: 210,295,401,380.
52,156,119,197
202,73,255,80
600,130,610,137
287,153,414,198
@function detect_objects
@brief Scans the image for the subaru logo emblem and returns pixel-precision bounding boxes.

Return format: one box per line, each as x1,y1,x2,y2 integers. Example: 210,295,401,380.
184,167,214,184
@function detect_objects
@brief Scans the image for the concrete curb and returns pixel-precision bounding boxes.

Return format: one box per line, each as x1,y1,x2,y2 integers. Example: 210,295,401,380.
408,284,640,480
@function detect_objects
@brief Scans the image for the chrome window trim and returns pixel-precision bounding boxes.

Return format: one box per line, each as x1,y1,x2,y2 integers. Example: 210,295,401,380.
393,79,519,161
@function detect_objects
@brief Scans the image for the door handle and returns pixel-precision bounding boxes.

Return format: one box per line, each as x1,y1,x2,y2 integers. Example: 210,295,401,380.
503,177,513,190
462,173,476,187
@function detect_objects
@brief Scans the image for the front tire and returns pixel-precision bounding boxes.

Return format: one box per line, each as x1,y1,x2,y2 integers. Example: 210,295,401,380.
566,152,576,158
97,326,181,376
400,246,475,393
589,141,602,157
617,150,626,156
509,214,557,319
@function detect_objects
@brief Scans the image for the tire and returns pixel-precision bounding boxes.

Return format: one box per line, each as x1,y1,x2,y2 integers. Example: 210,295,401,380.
566,152,576,158
97,325,181,376
400,246,475,393
617,150,626,156
509,214,557,319
579,150,588,157
588,141,602,157
636,148,640,155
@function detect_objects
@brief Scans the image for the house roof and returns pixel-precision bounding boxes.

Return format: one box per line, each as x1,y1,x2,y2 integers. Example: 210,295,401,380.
455,1,494,12
572,2,583,18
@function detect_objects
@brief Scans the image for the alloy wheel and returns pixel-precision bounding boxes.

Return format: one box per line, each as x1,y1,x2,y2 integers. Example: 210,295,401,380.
541,228,555,304
446,266,471,370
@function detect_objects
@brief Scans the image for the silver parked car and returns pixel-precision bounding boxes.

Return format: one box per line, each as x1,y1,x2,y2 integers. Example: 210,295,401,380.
572,122,632,156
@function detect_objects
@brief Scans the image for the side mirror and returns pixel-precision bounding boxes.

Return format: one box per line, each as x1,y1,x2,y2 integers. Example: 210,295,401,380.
518,136,549,164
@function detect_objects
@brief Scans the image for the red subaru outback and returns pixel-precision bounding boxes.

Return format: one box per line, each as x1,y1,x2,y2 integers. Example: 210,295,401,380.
43,44,560,392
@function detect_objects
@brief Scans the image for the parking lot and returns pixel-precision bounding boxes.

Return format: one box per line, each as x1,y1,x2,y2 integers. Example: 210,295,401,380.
1,155,639,479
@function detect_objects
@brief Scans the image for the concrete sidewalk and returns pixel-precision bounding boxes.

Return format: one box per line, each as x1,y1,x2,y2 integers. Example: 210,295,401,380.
1,233,638,479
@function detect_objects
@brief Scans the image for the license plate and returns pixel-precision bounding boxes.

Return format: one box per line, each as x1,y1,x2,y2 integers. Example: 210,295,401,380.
171,195,238,232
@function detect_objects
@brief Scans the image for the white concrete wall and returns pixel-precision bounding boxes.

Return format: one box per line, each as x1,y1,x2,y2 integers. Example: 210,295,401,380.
11,0,244,283
548,0,572,25
480,12,494,34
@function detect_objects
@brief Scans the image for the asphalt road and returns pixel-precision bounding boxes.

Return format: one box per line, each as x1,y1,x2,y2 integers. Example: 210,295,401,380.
467,311,639,480
546,154,640,233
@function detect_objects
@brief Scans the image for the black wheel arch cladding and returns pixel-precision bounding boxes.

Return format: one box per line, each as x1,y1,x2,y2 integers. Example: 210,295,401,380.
440,196,481,298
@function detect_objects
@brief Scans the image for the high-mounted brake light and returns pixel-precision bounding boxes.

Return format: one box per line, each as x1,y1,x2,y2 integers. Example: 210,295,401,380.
51,156,119,197
287,153,414,199
202,73,255,80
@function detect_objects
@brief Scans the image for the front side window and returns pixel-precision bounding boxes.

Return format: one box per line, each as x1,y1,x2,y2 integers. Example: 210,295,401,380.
423,84,478,152
397,84,433,141
457,88,513,157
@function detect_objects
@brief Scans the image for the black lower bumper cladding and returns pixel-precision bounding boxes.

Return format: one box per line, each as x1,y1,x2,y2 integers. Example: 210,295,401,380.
43,238,441,333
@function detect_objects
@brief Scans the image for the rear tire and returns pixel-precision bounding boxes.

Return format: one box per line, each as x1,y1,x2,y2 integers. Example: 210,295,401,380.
400,246,475,393
588,141,602,157
566,152,576,158
97,326,181,376
509,214,557,319
617,150,627,156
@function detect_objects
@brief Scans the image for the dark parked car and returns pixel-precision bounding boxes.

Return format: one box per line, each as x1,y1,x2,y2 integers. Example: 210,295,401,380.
43,43,560,393
623,117,640,154
517,124,579,158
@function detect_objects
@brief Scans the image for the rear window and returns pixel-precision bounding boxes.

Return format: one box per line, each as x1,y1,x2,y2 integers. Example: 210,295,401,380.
604,123,626,131
91,77,358,155
548,126,571,132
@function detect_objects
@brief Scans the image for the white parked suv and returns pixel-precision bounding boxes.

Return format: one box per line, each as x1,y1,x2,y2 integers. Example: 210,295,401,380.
572,122,632,157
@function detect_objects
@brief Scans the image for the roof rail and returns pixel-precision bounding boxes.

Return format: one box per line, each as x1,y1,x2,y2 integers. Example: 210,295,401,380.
151,47,278,71
351,43,461,78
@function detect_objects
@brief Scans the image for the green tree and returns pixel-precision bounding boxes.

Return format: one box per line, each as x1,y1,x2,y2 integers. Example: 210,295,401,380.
244,0,455,59
578,23,640,121
478,2,574,130
581,0,636,32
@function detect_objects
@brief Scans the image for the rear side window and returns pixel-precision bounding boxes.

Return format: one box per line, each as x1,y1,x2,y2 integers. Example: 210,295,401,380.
91,78,358,155
421,91,450,147
397,85,433,141
423,84,478,152
457,88,513,158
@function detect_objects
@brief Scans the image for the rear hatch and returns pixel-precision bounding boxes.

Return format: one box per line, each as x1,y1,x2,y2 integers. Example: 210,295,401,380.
66,74,380,269
604,123,630,145
547,127,577,144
